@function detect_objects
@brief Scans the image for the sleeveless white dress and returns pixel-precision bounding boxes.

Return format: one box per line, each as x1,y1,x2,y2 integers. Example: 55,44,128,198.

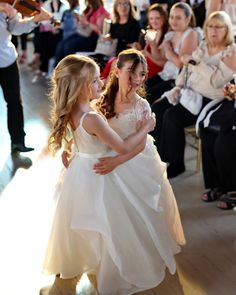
43,101,185,295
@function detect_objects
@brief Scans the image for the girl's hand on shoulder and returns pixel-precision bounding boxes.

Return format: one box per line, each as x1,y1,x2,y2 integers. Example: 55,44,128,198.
93,156,119,175
0,3,17,18
136,112,156,133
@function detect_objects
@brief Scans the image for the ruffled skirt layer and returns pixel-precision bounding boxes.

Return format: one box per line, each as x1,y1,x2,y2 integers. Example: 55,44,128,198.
43,137,185,295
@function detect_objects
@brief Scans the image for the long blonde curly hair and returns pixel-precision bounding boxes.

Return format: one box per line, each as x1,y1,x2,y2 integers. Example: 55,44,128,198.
48,54,98,154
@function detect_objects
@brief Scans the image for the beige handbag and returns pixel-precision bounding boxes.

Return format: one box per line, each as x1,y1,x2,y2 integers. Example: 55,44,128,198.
95,36,118,57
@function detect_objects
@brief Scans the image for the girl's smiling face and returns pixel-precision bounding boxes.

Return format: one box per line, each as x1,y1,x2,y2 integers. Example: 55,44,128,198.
117,61,147,92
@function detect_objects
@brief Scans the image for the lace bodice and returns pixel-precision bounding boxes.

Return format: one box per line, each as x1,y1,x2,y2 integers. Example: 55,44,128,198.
108,97,151,139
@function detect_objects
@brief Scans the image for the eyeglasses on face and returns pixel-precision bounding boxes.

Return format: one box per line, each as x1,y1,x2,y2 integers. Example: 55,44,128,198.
117,2,130,8
207,25,227,30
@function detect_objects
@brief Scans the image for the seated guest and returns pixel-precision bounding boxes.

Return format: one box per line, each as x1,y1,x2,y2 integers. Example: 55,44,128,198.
118,3,168,78
153,11,236,178
135,3,169,78
197,82,236,210
109,0,141,56
146,2,199,105
54,0,110,66
99,0,141,79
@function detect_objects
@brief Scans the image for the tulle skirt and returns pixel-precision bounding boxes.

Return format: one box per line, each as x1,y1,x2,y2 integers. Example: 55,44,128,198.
43,136,185,295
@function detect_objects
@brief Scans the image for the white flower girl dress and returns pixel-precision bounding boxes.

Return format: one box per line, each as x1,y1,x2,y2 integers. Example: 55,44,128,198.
43,98,185,295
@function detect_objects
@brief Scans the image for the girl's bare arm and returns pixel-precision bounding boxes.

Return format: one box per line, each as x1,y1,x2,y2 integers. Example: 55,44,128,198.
84,113,155,154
